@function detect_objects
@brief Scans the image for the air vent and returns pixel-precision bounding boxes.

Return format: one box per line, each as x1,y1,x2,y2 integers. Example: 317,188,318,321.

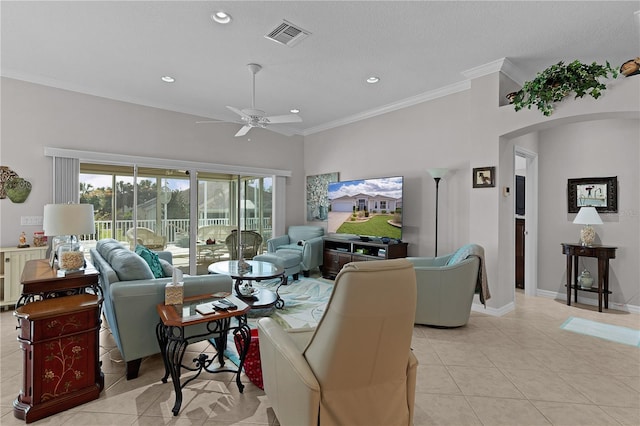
265,20,311,47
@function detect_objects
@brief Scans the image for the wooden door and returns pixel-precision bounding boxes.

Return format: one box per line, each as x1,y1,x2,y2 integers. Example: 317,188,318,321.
515,218,525,289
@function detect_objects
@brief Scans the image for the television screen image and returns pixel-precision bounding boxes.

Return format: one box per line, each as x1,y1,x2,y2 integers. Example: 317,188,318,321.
327,176,403,240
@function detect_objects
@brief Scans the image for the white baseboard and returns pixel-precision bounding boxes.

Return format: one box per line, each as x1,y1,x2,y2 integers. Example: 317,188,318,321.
471,301,514,317
472,290,640,317
536,289,640,314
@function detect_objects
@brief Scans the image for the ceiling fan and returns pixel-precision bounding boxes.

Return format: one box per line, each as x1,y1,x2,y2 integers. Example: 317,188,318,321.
223,63,302,137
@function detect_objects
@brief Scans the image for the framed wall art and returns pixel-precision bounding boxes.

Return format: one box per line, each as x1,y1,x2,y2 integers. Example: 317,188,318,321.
472,166,496,188
567,176,617,213
306,172,339,222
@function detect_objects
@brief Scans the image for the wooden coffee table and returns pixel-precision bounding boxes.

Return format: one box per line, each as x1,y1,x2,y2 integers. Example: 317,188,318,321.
156,294,251,416
208,260,285,309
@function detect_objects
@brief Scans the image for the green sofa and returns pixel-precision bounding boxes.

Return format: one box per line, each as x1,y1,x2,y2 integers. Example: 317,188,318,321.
90,239,232,379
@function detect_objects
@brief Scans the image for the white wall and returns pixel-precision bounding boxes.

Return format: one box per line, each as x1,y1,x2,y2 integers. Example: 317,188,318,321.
0,77,306,247
2,72,638,313
306,72,640,313
304,90,473,257
538,119,640,307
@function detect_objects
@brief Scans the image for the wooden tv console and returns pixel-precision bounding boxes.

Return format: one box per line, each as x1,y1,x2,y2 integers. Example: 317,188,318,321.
322,237,408,279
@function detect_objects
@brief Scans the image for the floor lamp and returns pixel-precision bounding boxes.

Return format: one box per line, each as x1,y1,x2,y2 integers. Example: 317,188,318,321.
427,168,448,257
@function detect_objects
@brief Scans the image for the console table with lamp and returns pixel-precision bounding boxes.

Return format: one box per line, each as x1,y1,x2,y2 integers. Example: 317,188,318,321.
562,206,616,312
13,203,102,423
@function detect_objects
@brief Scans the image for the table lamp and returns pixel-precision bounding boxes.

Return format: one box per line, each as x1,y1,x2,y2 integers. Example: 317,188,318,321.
43,203,95,272
573,206,602,246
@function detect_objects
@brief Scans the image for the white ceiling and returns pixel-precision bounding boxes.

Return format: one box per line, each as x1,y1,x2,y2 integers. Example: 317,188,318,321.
2,1,638,137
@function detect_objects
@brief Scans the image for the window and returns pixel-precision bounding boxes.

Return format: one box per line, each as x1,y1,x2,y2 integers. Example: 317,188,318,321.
80,164,271,274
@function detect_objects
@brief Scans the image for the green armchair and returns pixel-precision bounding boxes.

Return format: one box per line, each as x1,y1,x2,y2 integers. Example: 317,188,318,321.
407,244,485,327
266,225,325,276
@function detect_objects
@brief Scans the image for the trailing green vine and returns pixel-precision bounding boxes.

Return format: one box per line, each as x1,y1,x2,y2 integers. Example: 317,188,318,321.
512,60,618,116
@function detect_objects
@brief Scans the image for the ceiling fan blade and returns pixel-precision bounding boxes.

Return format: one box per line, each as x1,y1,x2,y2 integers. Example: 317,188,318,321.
235,125,252,137
264,114,302,124
195,119,226,124
226,106,251,120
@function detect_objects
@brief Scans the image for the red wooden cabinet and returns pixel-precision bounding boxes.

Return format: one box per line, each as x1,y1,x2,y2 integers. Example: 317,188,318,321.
13,294,103,423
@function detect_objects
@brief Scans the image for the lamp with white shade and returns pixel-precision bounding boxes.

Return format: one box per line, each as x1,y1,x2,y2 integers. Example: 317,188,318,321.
427,168,449,256
573,206,603,246
43,203,95,271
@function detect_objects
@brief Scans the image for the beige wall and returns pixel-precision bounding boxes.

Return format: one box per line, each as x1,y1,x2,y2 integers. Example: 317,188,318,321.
2,72,638,313
0,77,305,246
537,119,640,307
306,73,640,313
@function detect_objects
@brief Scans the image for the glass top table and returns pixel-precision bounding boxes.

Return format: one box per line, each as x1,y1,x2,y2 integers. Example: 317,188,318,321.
208,260,285,309
156,293,251,415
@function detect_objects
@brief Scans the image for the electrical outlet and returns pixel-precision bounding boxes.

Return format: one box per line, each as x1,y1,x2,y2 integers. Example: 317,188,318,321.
20,216,43,226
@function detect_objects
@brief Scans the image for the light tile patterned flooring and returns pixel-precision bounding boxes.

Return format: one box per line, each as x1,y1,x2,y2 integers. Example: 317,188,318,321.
1,283,638,425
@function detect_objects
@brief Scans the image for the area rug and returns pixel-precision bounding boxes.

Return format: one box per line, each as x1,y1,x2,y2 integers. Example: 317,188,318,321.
214,276,334,365
560,316,640,347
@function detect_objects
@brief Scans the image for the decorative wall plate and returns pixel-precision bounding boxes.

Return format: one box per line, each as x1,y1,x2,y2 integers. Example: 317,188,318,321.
5,177,32,203
0,166,18,199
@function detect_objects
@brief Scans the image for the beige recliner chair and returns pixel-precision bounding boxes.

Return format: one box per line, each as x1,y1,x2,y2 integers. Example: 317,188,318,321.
257,258,418,426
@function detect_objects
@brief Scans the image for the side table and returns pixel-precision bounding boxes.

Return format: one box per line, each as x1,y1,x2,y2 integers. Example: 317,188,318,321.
156,294,251,416
561,243,617,312
13,294,103,423
17,259,101,307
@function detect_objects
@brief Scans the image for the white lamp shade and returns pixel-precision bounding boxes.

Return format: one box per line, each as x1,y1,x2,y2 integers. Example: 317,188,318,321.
427,168,449,179
573,206,603,225
43,204,95,236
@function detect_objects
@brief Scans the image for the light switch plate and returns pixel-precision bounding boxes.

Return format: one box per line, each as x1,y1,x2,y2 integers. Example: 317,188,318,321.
20,216,43,226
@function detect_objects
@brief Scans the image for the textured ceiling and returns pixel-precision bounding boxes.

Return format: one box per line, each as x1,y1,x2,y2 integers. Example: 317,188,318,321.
2,1,638,137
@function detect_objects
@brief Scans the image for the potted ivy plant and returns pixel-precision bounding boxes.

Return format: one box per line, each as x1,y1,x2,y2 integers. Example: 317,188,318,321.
511,60,618,116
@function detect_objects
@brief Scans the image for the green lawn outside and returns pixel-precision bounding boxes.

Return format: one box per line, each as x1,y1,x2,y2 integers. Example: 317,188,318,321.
336,214,401,239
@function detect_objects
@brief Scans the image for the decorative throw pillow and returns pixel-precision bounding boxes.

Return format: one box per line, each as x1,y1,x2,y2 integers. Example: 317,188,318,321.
446,244,475,266
135,244,164,278
159,258,174,278
109,248,154,281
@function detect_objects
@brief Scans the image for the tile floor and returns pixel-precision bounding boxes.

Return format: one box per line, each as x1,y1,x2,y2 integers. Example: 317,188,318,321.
1,285,638,425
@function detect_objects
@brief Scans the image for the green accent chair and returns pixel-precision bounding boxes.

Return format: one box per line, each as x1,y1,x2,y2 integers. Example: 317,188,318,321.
407,244,483,327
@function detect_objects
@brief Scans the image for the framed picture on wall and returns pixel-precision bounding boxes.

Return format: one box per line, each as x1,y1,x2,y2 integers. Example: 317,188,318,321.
306,172,339,222
567,176,617,213
472,166,496,188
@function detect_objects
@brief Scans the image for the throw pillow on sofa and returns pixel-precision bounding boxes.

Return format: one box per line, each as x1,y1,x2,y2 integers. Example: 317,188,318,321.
446,244,475,266
159,259,174,278
135,244,164,278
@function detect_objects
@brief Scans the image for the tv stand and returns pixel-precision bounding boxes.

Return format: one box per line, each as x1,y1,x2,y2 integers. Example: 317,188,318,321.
322,237,408,279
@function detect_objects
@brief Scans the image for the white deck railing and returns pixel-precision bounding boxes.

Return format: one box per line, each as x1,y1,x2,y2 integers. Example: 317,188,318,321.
82,218,272,243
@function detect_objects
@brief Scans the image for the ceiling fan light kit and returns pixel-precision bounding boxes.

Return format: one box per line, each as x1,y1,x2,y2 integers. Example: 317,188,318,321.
224,63,302,137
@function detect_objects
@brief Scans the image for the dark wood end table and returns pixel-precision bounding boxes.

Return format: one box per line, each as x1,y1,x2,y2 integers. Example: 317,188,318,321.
18,259,101,307
13,294,103,423
561,243,617,312
156,294,251,416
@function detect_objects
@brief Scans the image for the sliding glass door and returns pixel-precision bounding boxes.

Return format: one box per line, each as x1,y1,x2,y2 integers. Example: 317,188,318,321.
81,164,273,275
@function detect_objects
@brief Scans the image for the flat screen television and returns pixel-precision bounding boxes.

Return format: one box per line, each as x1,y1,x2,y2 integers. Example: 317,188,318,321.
327,176,403,241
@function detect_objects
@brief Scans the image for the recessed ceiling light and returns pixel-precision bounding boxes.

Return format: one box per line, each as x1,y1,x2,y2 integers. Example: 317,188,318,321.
290,108,300,114
211,11,232,24
366,76,380,84
161,76,175,83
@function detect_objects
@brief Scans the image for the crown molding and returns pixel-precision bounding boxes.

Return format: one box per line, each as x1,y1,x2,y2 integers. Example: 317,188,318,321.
461,57,526,86
302,80,471,136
